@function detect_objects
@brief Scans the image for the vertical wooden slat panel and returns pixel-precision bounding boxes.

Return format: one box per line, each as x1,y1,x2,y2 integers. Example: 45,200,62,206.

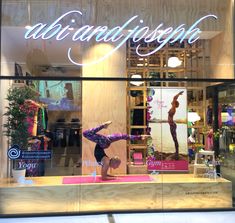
82,42,127,175
210,0,233,78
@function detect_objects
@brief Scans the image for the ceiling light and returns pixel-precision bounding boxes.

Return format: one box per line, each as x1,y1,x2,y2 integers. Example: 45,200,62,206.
188,112,201,123
25,25,32,29
167,56,182,68
130,74,144,86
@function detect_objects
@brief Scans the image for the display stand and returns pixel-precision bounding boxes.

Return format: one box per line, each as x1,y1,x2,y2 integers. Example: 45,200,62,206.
0,174,232,215
193,150,215,176
126,39,209,173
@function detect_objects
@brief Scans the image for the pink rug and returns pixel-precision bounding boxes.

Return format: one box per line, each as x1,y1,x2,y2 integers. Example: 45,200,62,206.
62,175,152,184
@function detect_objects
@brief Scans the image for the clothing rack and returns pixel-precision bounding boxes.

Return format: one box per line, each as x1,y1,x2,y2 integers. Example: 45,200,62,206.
51,122,81,148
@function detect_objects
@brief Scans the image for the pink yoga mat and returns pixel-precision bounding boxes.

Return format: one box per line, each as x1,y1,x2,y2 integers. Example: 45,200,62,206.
62,175,152,184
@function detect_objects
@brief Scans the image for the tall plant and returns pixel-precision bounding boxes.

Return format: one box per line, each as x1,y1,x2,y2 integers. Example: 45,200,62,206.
3,86,38,149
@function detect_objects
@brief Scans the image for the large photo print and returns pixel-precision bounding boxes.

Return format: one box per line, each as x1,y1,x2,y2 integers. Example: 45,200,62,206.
147,88,188,171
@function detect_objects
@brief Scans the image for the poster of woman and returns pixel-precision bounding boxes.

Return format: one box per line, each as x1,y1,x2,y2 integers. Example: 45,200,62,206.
147,88,188,171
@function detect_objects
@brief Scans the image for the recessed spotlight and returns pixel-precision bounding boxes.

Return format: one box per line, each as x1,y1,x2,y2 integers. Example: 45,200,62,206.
25,25,31,29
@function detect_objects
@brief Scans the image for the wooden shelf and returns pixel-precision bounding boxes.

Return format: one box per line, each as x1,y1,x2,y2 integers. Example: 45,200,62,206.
127,86,146,90
130,106,148,109
130,125,148,129
128,145,147,149
188,125,204,128
126,38,208,169
188,105,204,109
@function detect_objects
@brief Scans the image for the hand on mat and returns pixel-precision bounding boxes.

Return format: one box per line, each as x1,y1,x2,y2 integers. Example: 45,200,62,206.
103,120,112,128
108,174,119,180
102,175,118,181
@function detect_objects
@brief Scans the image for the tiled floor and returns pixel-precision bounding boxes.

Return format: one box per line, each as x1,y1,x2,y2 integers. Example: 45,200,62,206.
1,212,235,223
114,212,235,223
0,214,109,223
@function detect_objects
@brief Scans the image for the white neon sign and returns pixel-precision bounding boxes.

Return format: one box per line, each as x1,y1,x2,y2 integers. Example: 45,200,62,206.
24,10,217,66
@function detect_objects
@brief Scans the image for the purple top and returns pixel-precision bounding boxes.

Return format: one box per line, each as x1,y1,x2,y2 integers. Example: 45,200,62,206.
83,124,142,148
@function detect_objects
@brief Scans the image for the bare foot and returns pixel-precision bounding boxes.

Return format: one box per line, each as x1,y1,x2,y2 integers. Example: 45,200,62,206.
165,153,180,160
103,121,112,128
175,153,179,160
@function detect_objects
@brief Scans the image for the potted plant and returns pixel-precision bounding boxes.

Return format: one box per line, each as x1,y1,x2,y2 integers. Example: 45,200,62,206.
3,86,39,171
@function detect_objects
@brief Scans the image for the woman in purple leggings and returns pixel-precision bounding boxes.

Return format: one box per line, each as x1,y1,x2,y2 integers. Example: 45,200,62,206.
83,121,147,180
168,91,184,160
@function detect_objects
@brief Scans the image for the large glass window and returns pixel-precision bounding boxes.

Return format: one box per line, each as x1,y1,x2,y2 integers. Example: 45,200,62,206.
0,0,234,215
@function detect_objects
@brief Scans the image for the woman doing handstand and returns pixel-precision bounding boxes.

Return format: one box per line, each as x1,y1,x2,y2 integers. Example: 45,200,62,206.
83,121,147,180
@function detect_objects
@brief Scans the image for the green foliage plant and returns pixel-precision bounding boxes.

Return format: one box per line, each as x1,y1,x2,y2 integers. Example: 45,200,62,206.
3,86,38,149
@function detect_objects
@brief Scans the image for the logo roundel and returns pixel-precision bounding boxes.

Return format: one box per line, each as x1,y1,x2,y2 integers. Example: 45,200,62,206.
7,145,21,160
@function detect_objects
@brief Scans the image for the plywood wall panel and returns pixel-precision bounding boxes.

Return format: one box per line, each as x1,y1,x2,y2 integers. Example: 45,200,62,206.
0,185,79,214
210,0,234,78
162,182,232,209
79,0,228,31
79,182,162,211
2,0,229,32
82,42,127,175
0,175,232,214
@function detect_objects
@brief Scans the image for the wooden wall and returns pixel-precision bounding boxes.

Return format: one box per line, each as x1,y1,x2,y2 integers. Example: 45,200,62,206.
2,0,229,31
81,0,227,31
210,0,234,78
82,42,127,175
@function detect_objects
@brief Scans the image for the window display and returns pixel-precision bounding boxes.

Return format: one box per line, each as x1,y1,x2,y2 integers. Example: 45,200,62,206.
0,0,235,216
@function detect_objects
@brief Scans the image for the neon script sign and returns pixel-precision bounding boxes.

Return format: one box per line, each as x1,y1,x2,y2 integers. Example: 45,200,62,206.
24,10,217,66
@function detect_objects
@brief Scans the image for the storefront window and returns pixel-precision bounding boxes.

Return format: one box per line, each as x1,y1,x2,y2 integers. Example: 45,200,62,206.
0,0,235,215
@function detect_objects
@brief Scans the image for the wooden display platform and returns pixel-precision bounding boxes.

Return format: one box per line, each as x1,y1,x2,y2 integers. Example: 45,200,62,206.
0,174,232,215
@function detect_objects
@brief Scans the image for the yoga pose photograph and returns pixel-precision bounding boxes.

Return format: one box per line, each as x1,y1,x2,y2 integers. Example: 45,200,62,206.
168,91,184,160
83,121,148,180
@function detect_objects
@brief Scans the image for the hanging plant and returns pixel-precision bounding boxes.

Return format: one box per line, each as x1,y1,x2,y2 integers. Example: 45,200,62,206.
3,86,39,149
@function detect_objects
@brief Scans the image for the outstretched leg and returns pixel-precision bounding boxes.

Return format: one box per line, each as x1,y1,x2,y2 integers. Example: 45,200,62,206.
83,123,111,148
83,121,142,148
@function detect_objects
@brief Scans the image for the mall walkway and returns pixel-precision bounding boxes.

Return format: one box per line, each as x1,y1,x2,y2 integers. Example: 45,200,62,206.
1,211,235,223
